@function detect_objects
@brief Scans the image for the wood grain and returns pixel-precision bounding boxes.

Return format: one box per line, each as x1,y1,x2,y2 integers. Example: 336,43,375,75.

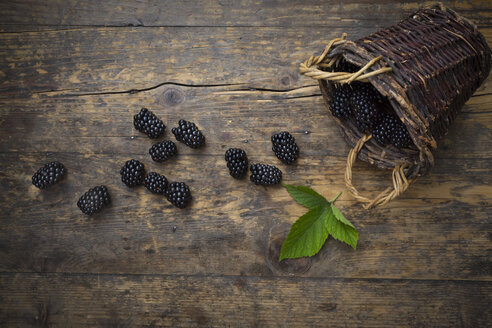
0,0,491,29
0,0,491,326
0,273,490,327
0,86,491,156
0,26,491,95
0,151,490,279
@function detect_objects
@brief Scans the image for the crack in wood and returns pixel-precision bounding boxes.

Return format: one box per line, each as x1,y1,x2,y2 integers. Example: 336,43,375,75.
31,83,319,97
31,81,244,96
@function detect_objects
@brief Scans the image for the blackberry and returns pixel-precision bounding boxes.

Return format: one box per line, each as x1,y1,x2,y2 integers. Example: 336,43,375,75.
133,108,166,139
350,82,384,132
373,114,398,146
352,82,384,104
271,131,299,164
149,141,177,162
391,122,413,149
32,161,66,189
166,182,192,209
372,114,413,149
77,185,111,215
171,119,205,149
120,159,145,187
225,148,248,179
329,84,352,119
250,163,282,186
337,60,359,73
144,172,168,195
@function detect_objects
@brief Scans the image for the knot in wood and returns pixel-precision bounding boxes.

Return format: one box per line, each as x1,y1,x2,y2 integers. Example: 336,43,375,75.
160,87,184,106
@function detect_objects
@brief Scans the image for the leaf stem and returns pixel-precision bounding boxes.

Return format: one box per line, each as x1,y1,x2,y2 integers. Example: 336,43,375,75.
331,191,342,204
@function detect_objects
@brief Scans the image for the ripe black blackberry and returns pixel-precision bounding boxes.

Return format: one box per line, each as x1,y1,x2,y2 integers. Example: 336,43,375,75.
77,185,111,215
352,82,384,104
372,114,398,146
120,159,145,187
133,108,166,139
225,148,248,179
250,163,282,186
149,141,177,162
32,161,66,189
271,131,299,164
329,84,352,119
171,119,205,149
166,182,192,209
350,82,385,132
144,172,168,195
337,60,359,73
391,122,413,149
373,114,413,149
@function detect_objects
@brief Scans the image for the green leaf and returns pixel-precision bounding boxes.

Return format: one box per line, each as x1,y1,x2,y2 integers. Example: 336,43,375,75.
330,203,355,228
279,206,329,261
283,184,328,209
325,205,359,250
280,186,359,261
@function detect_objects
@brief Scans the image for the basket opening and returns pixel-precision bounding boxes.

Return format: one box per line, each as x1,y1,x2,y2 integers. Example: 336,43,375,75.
328,58,417,152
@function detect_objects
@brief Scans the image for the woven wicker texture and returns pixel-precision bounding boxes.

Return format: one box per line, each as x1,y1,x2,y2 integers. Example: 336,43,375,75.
300,4,491,208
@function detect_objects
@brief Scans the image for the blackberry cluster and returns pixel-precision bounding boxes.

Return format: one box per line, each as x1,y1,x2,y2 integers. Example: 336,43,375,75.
134,108,166,139
373,114,413,149
77,185,111,215
271,131,299,164
166,182,192,209
225,148,248,179
149,141,177,162
144,172,168,195
120,159,145,187
337,60,359,73
392,122,413,149
329,84,353,119
355,82,384,104
350,83,384,132
32,161,66,189
329,80,386,133
372,114,397,146
250,164,282,186
172,119,205,149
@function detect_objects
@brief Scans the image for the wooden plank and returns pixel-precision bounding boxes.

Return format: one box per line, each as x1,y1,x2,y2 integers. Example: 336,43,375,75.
0,273,490,327
0,85,491,158
0,26,491,96
0,52,490,281
0,0,490,29
0,25,374,95
0,149,490,279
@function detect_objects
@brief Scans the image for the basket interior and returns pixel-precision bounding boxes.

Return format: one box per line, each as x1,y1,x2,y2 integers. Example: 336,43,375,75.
320,57,421,170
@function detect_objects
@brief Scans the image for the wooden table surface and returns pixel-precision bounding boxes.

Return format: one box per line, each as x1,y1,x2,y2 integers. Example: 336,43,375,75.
1,1,491,327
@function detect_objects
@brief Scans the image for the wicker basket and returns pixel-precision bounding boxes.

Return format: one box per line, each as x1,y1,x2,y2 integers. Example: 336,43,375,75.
300,3,491,209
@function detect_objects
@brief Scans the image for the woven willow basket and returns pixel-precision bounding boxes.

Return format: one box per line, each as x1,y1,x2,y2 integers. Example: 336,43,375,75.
300,3,491,209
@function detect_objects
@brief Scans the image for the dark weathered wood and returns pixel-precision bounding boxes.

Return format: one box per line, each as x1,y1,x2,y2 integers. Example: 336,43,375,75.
0,26,490,96
0,273,491,327
0,0,490,29
0,0,491,326
0,87,491,158
0,150,490,278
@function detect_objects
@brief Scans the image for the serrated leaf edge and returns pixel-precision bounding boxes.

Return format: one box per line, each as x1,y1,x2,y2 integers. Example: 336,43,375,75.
283,184,329,209
279,206,330,261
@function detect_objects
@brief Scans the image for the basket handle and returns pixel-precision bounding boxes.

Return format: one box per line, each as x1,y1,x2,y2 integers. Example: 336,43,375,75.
299,34,392,83
344,135,412,209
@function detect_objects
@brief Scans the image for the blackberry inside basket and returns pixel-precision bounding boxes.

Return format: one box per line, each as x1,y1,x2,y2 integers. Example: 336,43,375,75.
327,66,415,150
300,4,491,209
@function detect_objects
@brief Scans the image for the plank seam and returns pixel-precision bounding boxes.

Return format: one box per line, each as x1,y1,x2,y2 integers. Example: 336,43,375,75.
0,271,490,284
